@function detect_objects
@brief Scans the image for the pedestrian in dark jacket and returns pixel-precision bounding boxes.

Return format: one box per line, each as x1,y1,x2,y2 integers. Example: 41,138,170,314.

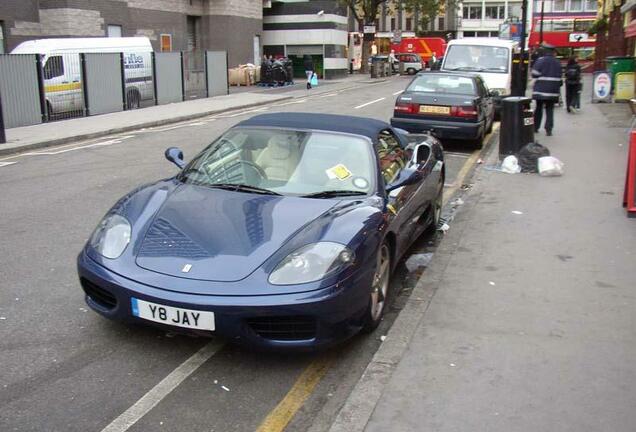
564,56,582,112
303,55,315,89
531,44,562,136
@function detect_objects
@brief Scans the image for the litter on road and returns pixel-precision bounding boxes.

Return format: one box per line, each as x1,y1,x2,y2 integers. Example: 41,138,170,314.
501,155,521,174
538,156,564,176
511,210,524,215
405,253,434,271
489,281,496,286
221,386,230,392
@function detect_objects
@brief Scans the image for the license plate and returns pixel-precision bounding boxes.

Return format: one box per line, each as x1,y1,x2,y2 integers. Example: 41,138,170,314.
131,298,215,331
420,105,450,115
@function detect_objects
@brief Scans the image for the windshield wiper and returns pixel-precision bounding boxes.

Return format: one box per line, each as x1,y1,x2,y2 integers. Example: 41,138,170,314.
301,190,367,198
208,183,281,195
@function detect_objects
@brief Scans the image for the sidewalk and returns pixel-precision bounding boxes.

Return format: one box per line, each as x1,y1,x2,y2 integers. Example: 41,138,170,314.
0,73,387,156
330,90,636,430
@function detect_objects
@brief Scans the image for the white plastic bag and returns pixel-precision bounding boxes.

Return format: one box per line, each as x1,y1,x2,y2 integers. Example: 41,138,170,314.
538,156,564,176
501,155,521,174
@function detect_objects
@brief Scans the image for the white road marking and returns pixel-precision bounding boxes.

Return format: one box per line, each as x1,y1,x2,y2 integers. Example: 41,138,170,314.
392,90,404,95
150,122,205,132
0,161,17,168
100,341,224,432
272,99,308,107
24,136,135,156
354,97,385,109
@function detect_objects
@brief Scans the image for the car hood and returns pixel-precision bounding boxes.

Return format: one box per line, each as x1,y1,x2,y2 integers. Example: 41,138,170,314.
134,185,337,282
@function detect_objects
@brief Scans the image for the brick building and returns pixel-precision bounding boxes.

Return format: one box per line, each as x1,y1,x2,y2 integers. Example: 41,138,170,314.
0,0,263,66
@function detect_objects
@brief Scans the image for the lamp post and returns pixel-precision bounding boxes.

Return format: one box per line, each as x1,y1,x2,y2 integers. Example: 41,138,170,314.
539,0,545,45
0,92,6,144
513,0,529,95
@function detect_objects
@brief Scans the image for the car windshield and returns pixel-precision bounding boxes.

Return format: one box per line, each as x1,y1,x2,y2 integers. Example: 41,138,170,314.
443,45,510,73
407,74,476,95
179,128,376,197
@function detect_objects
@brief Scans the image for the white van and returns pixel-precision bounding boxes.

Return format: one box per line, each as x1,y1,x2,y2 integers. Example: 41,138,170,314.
11,37,153,115
441,38,520,114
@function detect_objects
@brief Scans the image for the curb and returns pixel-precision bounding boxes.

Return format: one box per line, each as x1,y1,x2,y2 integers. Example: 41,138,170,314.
0,97,294,157
327,128,500,432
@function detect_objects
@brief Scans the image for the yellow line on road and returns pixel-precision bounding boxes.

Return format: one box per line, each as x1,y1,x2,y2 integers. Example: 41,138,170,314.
256,354,334,432
442,123,499,205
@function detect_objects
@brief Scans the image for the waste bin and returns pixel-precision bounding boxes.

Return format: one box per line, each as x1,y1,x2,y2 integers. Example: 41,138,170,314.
606,56,636,90
370,57,380,78
499,96,534,158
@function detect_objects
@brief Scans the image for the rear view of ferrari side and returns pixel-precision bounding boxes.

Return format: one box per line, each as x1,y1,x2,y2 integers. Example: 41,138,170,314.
78,113,444,349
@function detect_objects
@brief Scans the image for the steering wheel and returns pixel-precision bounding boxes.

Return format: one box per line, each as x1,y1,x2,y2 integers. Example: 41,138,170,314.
237,160,267,181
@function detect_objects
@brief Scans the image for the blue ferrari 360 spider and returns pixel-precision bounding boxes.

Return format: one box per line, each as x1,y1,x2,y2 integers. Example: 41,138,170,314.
77,113,445,349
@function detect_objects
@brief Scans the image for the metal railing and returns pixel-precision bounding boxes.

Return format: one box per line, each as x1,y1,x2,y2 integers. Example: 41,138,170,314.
0,50,229,138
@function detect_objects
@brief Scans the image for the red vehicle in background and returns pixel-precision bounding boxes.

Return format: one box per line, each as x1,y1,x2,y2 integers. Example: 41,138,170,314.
390,37,447,67
528,15,596,71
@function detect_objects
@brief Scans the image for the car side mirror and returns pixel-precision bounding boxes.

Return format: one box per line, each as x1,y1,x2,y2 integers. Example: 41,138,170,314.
165,147,185,169
489,90,500,97
386,168,422,193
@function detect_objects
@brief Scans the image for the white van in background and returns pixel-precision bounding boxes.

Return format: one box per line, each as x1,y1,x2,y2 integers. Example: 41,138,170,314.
441,38,520,114
11,37,153,116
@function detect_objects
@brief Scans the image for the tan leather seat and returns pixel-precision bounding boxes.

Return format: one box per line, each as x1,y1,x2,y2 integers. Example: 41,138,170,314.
256,135,300,181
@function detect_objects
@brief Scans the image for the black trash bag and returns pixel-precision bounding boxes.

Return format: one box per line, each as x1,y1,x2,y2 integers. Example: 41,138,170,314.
282,58,294,84
260,60,273,84
271,60,287,85
517,142,550,173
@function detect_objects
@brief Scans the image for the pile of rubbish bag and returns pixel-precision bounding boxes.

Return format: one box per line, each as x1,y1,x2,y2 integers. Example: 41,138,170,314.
260,57,294,86
500,142,564,176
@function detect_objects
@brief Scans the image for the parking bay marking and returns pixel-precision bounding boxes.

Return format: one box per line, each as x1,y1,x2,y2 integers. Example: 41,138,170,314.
100,341,224,432
256,354,334,432
354,97,386,109
393,90,404,95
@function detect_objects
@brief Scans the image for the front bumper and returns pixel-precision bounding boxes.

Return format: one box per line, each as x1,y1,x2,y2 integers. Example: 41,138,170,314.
391,117,484,140
77,252,373,350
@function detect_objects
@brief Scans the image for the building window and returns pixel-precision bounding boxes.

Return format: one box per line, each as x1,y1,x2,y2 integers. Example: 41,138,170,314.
107,24,122,37
0,21,5,54
584,0,597,11
464,31,476,37
438,16,445,31
160,34,172,52
508,3,522,19
485,4,506,19
569,0,583,11
390,18,396,30
553,0,567,12
463,4,483,19
406,18,413,31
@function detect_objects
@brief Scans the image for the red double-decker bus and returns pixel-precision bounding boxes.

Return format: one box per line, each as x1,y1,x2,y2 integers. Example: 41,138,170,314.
528,15,596,70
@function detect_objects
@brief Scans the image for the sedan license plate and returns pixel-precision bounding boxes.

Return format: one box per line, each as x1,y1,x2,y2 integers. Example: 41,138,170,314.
420,105,450,115
131,298,215,331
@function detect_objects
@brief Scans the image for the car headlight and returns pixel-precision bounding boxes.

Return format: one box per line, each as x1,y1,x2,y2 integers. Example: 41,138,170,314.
89,214,131,259
269,242,355,285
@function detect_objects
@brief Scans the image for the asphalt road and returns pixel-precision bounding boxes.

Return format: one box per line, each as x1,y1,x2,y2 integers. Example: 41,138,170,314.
0,76,487,432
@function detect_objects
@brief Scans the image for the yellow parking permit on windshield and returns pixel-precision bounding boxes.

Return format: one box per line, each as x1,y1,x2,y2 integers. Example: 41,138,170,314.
326,164,352,180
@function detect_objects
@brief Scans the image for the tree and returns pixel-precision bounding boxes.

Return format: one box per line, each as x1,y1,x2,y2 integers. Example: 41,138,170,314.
341,0,387,73
403,0,458,35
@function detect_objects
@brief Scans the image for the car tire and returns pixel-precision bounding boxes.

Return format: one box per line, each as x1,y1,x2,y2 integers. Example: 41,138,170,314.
486,116,493,134
426,177,444,233
473,128,485,149
407,68,416,75
362,241,392,333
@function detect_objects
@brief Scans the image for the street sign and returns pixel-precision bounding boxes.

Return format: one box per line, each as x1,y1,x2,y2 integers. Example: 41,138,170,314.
363,25,376,34
392,30,402,44
592,71,612,102
615,72,635,101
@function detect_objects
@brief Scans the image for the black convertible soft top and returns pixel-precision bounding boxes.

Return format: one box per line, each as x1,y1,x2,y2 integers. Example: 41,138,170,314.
235,112,390,142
